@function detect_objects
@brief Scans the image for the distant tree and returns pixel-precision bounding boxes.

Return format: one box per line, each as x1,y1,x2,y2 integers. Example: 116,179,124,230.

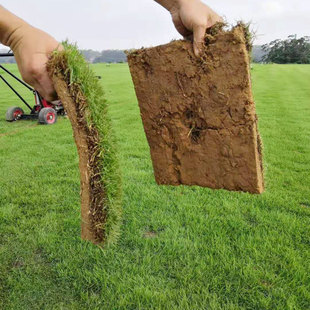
262,35,310,64
80,49,102,63
93,50,127,63
252,45,267,63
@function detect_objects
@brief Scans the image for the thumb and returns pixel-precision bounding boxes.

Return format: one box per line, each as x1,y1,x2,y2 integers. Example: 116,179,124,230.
193,24,207,57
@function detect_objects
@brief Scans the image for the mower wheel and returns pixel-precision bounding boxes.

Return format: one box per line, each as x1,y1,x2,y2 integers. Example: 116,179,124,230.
38,107,57,125
6,106,24,122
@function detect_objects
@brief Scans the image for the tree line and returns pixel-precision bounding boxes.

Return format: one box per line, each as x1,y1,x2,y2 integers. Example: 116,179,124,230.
0,48,127,64
1,34,309,64
262,35,310,64
81,49,127,63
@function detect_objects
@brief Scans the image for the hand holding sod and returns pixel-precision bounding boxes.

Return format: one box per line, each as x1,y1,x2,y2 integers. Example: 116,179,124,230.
155,0,223,56
0,5,61,101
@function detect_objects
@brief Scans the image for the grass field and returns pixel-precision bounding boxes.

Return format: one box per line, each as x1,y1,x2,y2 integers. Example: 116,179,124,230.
0,63,309,310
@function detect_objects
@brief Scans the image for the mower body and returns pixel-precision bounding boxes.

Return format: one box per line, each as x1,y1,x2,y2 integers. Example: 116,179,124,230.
0,52,64,125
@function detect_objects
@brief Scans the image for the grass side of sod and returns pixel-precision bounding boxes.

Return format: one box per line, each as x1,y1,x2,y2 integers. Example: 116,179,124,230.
48,43,122,244
0,63,309,309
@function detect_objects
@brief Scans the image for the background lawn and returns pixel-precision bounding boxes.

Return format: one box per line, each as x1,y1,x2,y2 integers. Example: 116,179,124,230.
0,63,309,310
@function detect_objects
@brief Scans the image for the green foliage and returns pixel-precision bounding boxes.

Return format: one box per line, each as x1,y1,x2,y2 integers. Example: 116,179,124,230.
79,49,101,62
263,35,310,64
0,64,310,309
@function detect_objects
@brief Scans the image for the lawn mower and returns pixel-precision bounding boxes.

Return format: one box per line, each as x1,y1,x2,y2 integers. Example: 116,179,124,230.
0,52,64,125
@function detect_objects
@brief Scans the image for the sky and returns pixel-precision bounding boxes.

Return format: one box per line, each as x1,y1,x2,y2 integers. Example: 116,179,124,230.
1,0,309,50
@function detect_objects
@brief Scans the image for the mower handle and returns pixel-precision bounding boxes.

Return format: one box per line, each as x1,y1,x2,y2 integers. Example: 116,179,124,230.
0,52,14,57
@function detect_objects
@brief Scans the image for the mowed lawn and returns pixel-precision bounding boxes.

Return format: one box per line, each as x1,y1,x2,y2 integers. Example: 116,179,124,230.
0,63,309,310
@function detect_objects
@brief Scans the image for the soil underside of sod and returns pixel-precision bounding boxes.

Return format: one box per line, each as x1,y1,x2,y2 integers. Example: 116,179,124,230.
47,50,120,245
128,23,264,194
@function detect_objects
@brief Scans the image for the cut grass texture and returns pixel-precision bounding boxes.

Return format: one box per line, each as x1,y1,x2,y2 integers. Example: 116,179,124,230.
0,63,309,309
47,43,122,245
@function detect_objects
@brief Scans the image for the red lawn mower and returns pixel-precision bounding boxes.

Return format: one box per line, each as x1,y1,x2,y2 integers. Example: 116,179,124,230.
0,52,64,125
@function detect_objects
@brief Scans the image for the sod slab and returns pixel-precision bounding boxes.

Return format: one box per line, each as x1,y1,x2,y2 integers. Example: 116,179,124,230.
127,24,264,194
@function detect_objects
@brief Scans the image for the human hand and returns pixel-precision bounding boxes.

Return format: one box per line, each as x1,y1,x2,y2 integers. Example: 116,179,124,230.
169,0,223,57
7,24,62,101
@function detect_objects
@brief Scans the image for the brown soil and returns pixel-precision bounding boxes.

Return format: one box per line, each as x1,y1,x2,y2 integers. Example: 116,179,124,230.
47,61,107,244
143,231,158,238
127,24,264,194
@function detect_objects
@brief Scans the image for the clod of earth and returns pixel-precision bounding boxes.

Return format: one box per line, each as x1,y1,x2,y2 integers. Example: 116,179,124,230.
127,23,264,194
47,43,122,245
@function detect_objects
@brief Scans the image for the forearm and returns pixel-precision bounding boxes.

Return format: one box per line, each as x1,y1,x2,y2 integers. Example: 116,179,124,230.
154,0,183,12
0,5,27,47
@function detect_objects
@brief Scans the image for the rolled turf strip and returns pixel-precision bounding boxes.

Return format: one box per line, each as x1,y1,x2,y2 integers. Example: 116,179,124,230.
47,43,122,245
127,23,264,194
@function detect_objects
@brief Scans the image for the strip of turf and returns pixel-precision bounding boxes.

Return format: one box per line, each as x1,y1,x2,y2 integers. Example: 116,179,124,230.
47,43,122,245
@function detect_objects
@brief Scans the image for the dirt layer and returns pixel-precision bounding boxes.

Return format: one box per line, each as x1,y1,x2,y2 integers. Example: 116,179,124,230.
128,24,264,194
47,59,107,244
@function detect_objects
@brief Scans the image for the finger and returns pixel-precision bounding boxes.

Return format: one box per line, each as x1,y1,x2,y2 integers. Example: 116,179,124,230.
193,24,207,57
34,71,58,101
172,14,192,37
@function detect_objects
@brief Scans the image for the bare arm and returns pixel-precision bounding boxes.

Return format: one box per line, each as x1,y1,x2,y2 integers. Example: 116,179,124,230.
0,5,61,101
0,5,25,44
154,0,223,56
154,0,179,11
